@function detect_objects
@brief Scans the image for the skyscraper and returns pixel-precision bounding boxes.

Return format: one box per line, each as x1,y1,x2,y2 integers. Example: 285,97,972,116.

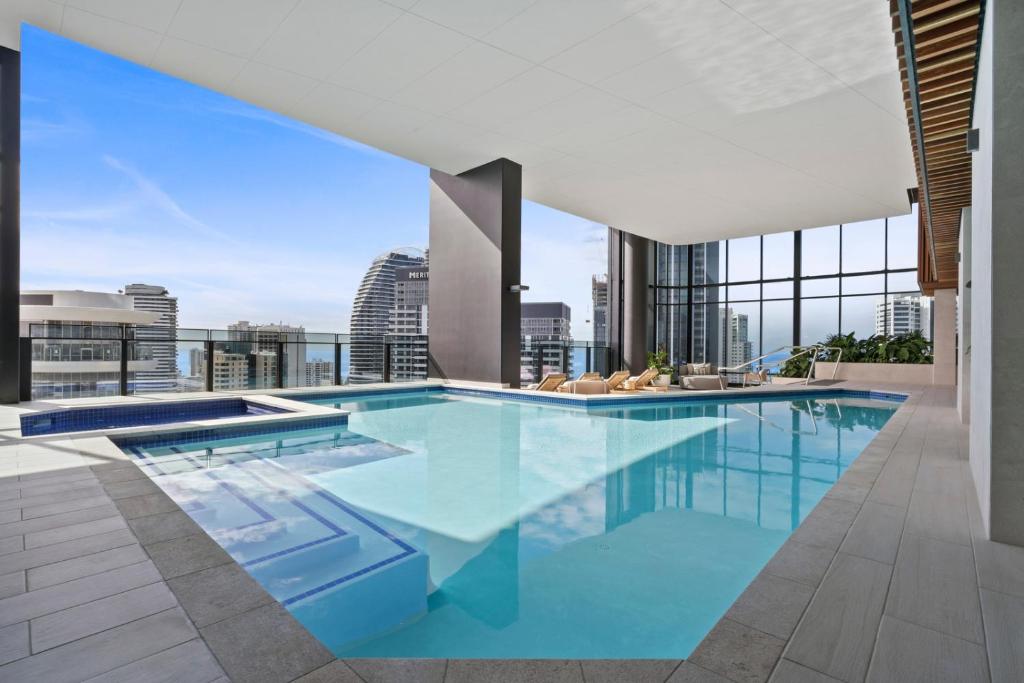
591,274,608,344
227,321,306,387
875,294,932,339
123,283,178,391
521,302,572,381
350,248,426,383
389,265,429,381
719,308,753,370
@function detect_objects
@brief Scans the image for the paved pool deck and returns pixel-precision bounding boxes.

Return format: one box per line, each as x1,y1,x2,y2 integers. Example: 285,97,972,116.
0,382,1020,682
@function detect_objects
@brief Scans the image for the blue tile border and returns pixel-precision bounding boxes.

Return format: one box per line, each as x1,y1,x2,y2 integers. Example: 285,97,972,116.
21,397,290,437
113,413,348,449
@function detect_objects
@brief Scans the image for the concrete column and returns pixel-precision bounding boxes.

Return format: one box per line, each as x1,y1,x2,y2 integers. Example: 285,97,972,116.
622,232,651,374
970,0,1024,545
0,48,19,404
427,158,522,387
931,289,956,386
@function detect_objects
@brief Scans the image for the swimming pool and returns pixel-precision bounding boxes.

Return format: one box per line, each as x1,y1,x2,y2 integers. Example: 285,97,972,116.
117,388,900,659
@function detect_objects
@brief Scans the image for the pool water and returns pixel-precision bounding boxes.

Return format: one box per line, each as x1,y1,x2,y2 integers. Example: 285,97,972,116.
119,389,898,659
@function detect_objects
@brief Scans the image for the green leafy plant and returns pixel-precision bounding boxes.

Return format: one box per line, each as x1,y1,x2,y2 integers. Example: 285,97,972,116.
647,345,672,377
779,347,815,378
780,332,933,377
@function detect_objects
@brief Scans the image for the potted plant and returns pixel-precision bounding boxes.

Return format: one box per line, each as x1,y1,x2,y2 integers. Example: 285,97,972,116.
647,346,673,387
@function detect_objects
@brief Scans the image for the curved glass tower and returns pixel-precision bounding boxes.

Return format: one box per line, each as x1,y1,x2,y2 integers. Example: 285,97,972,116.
349,247,426,383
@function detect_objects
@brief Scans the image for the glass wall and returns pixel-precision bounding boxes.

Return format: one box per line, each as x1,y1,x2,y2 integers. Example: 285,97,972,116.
652,205,931,371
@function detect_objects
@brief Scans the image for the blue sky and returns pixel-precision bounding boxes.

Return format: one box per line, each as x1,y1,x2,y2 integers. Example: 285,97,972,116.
20,26,606,338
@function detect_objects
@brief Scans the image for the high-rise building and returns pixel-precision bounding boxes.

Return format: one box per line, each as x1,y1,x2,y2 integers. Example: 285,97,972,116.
19,290,160,399
227,320,306,387
305,359,335,386
521,302,572,381
199,349,248,391
389,265,429,381
719,308,753,371
350,248,426,383
875,295,932,339
591,274,608,344
123,283,178,392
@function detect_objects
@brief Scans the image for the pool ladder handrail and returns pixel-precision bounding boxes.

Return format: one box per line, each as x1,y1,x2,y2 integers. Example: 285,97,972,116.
717,345,844,385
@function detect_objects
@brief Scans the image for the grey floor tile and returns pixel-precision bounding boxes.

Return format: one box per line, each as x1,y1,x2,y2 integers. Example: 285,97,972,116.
0,621,28,665
824,482,871,505
102,478,161,500
866,616,989,682
0,570,24,599
974,538,1024,598
688,618,785,683
762,539,836,588
0,607,196,683
24,516,127,550
0,503,119,540
867,458,918,508
0,529,136,575
27,544,149,590
445,660,582,683
785,553,892,682
0,484,105,512
31,582,178,653
904,490,971,547
82,638,224,683
0,509,18,524
724,572,815,640
166,561,273,627
839,501,906,564
293,660,363,683
200,601,333,683
127,510,202,546
113,493,179,520
980,589,1024,683
14,477,102,498
580,659,681,683
0,535,22,556
912,462,966,500
146,533,233,580
1,560,161,627
790,499,862,552
93,467,147,485
664,662,730,682
21,495,114,520
768,659,840,682
345,658,447,683
885,533,984,643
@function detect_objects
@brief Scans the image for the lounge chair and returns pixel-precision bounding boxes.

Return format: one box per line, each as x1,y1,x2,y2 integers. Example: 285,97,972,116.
555,371,602,393
678,363,725,390
612,367,659,393
525,373,567,392
603,370,631,392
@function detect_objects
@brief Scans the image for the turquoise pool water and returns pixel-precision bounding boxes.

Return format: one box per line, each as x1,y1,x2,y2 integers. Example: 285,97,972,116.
119,389,899,659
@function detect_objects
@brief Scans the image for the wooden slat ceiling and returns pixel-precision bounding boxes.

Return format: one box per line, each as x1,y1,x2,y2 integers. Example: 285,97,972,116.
890,0,983,294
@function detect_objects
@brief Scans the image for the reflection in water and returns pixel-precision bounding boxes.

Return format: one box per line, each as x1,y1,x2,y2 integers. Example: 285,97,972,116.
123,392,896,659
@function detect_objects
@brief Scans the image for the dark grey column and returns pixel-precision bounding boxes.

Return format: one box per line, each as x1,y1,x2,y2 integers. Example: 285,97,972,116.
0,48,19,404
608,228,623,370
607,228,651,374
428,158,522,387
622,231,651,374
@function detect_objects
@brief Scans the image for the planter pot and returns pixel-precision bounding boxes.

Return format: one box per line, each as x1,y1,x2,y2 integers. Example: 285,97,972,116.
653,374,672,387
814,361,936,385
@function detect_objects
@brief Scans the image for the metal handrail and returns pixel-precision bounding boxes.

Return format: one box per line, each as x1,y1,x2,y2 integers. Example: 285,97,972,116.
718,345,844,386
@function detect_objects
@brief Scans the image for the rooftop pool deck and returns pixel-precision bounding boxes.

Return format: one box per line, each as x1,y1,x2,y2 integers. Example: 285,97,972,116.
0,381,1013,682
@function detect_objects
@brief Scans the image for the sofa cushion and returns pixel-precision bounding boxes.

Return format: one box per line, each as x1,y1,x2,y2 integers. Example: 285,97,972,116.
691,362,713,375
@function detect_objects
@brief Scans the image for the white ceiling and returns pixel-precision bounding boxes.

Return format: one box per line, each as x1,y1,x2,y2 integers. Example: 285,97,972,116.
0,0,916,244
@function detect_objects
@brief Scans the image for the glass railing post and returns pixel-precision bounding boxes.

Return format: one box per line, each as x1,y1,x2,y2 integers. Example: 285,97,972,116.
205,340,214,392
119,329,128,396
334,340,342,386
586,345,592,373
383,340,392,383
19,337,31,401
276,340,285,389
561,345,569,376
